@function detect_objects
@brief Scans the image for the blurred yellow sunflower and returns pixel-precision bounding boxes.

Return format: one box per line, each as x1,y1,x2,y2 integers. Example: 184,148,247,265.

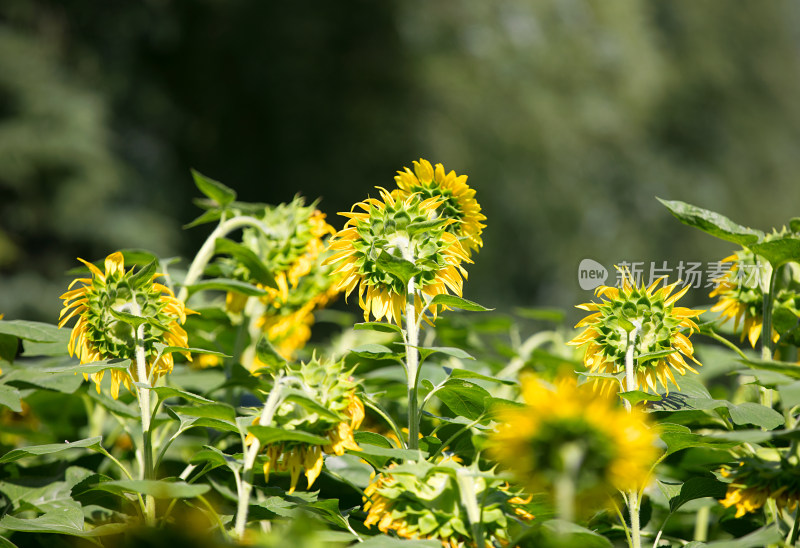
489,375,659,498
325,187,470,325
394,158,486,257
568,272,704,394
59,252,192,399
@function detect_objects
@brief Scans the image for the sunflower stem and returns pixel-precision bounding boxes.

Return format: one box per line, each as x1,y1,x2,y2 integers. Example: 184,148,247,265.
178,215,271,303
129,298,156,527
234,373,289,540
624,323,642,548
628,489,642,548
555,442,582,523
405,276,421,450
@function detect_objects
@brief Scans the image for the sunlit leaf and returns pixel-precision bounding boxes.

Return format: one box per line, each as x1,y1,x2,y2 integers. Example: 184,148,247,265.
657,198,763,245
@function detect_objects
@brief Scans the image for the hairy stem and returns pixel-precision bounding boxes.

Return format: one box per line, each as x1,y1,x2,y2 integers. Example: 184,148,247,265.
178,215,271,303
405,276,420,450
234,375,289,539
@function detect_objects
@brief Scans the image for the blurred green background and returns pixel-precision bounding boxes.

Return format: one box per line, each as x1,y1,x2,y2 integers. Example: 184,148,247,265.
2,0,800,322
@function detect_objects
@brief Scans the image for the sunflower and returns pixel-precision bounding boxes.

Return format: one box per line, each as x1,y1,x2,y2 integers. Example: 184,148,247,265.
719,457,800,518
362,456,533,547
325,187,470,325
568,271,704,394
245,356,364,493
394,159,486,257
489,375,659,501
59,252,193,399
219,200,342,360
709,249,782,348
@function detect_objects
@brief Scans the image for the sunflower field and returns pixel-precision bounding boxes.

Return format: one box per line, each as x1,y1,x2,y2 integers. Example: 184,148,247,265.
2,160,800,548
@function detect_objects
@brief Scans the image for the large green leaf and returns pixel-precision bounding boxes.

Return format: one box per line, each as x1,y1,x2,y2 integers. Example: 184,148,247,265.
0,320,68,343
358,537,440,548
668,476,729,513
144,385,214,405
433,379,491,421
659,424,737,456
0,437,104,464
657,198,763,245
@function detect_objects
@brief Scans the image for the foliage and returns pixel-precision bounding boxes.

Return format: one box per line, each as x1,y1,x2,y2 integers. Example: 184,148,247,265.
2,167,800,548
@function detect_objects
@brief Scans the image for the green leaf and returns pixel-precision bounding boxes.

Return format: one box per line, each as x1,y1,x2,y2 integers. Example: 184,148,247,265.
184,278,270,297
739,356,800,379
659,423,737,456
191,169,237,206
0,320,68,343
539,520,613,548
703,525,782,548
657,198,763,245
791,217,800,234
94,479,210,499
414,345,475,361
0,333,20,363
434,379,491,421
444,367,516,385
183,208,222,229
304,499,351,530
619,390,662,406
107,307,149,329
128,260,158,290
350,343,403,360
43,359,131,376
749,236,800,267
376,251,420,285
0,384,22,412
247,425,330,446
0,437,103,464
255,335,287,369
352,442,426,462
428,294,493,312
144,385,214,405
170,402,236,423
0,504,126,537
214,238,277,288
354,322,404,334
283,390,343,422
728,402,784,430
778,380,800,409
668,476,728,513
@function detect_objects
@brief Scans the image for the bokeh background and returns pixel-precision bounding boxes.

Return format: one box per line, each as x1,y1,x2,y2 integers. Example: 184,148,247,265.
3,1,800,323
